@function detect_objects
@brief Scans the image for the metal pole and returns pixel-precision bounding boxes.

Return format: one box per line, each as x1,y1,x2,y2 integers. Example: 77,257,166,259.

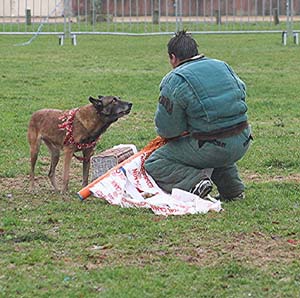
61,0,74,45
290,0,298,45
290,0,294,34
179,0,182,31
286,0,292,37
175,0,178,32
63,0,67,37
282,0,291,45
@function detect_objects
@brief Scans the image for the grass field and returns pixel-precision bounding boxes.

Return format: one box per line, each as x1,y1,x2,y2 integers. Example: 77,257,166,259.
0,33,300,297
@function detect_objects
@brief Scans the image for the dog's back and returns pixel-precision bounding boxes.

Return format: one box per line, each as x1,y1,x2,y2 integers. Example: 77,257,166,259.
28,109,65,146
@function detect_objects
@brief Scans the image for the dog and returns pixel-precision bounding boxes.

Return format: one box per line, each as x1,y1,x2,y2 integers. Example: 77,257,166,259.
28,95,132,193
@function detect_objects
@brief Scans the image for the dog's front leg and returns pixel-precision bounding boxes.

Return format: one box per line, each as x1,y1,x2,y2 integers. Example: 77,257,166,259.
82,148,94,187
62,148,74,193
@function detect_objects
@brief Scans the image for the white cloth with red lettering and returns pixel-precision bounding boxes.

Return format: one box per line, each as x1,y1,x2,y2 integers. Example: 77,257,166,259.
90,152,222,216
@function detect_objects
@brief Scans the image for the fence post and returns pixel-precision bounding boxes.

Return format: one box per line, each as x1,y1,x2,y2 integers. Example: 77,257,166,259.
294,32,299,45
282,31,287,45
61,0,77,45
71,34,77,46
286,0,292,36
25,9,31,25
215,10,221,25
273,8,279,25
153,0,159,24
59,35,64,46
283,0,298,46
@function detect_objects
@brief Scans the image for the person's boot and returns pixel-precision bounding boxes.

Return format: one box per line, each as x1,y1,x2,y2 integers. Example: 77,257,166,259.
215,192,245,202
190,177,213,198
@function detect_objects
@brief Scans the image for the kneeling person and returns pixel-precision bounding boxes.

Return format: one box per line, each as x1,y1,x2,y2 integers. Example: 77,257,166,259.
144,31,252,201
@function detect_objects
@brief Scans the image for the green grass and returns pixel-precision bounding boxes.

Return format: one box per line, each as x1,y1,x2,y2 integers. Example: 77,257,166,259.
1,34,300,297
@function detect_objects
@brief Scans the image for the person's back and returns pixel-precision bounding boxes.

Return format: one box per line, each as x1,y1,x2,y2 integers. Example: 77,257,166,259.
156,56,248,138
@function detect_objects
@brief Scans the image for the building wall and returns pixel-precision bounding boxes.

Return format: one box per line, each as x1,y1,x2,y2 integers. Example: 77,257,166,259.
99,0,299,17
0,0,64,17
1,0,299,18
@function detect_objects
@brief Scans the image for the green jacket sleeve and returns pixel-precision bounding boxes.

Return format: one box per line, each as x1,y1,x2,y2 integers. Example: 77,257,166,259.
224,63,246,99
155,74,188,138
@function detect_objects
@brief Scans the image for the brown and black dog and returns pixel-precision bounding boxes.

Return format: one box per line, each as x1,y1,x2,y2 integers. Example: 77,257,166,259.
28,95,132,193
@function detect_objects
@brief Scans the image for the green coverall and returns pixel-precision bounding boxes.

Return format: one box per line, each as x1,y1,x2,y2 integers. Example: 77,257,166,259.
144,56,251,198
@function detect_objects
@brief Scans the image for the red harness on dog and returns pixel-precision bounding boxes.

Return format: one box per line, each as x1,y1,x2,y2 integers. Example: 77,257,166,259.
58,108,98,160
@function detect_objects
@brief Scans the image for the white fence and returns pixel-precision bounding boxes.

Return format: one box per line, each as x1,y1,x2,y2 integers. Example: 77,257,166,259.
1,0,299,41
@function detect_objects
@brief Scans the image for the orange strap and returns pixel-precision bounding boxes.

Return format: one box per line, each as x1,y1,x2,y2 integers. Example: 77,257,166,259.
77,136,168,200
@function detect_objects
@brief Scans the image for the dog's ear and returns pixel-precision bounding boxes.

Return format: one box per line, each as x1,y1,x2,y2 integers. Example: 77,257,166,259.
89,96,103,110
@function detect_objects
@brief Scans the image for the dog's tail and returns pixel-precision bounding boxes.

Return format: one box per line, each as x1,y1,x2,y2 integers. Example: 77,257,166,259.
28,116,42,190
27,117,41,148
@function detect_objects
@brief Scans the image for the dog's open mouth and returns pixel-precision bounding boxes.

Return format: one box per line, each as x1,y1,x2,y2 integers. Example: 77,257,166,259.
118,107,131,116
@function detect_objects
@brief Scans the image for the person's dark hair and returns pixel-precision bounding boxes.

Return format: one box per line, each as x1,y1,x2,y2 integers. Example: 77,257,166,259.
167,30,199,61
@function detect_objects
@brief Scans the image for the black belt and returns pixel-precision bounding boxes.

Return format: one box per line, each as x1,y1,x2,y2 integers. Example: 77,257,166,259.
198,134,253,148
192,121,248,141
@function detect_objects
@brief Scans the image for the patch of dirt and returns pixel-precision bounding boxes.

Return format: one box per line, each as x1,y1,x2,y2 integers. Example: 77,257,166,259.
173,231,300,268
77,231,300,271
0,157,83,193
2,164,300,194
243,170,300,183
